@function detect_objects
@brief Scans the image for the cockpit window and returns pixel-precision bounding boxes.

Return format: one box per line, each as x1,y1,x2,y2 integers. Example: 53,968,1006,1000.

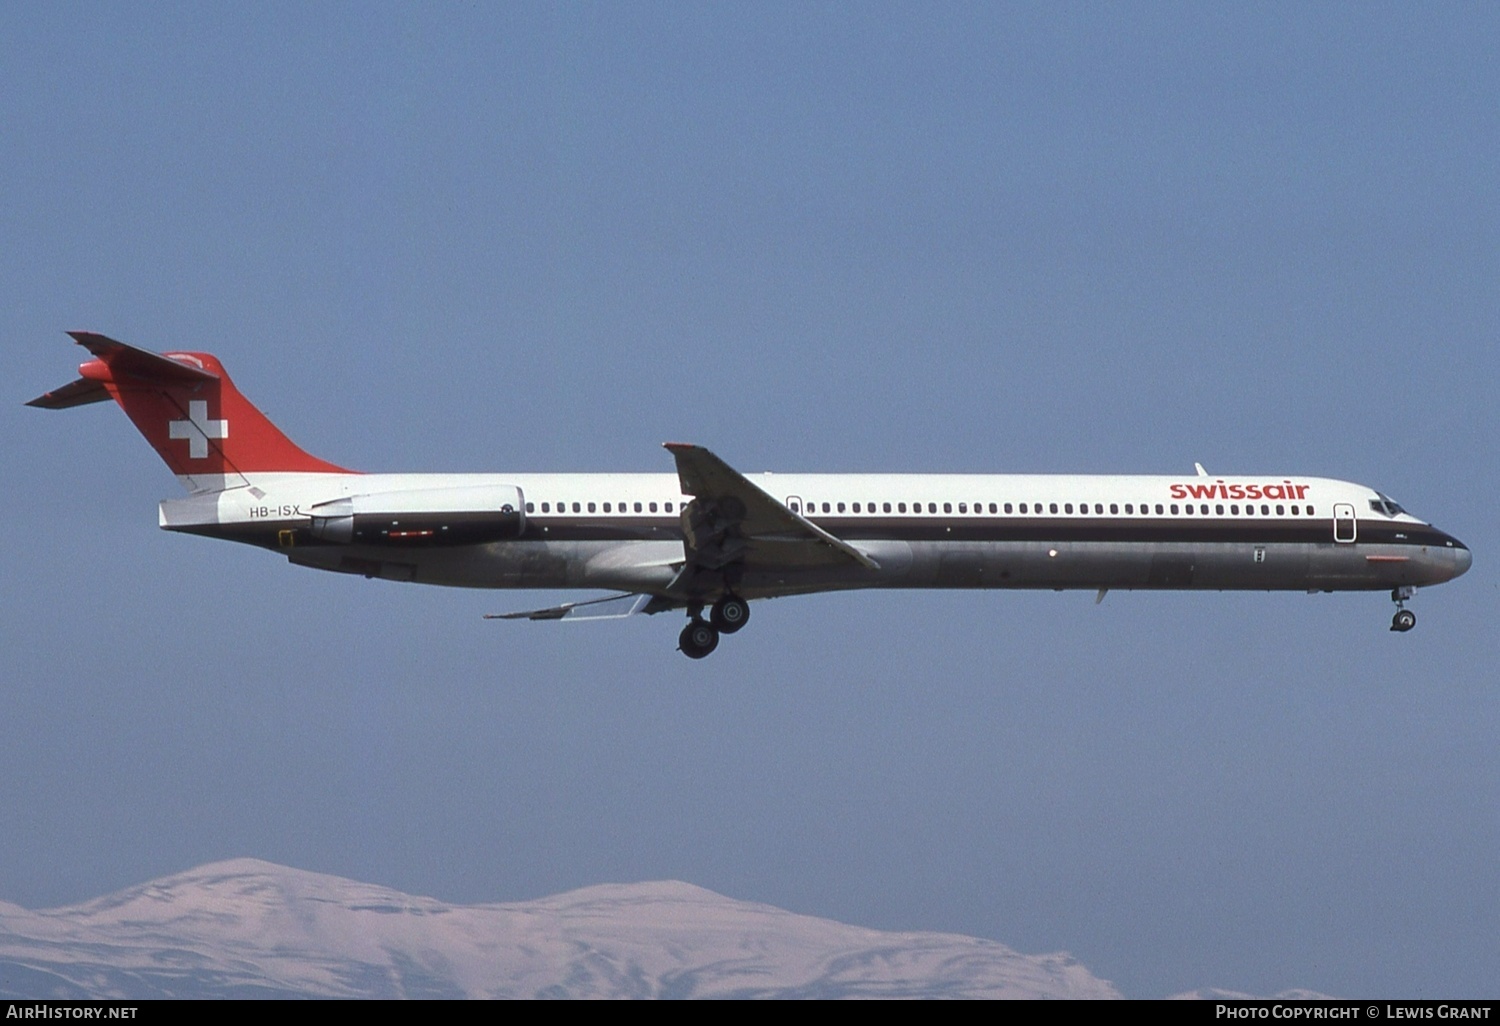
1369,493,1406,517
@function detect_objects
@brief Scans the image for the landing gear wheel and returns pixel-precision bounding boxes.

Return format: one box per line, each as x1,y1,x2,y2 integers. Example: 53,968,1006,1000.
1389,586,1417,632
679,619,720,659
711,596,750,634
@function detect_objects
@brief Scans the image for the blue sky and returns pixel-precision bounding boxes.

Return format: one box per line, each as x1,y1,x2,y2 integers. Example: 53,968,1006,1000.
4,3,1497,998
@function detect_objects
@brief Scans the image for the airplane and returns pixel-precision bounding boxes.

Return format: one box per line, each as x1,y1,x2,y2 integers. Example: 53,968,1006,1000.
30,332,1471,658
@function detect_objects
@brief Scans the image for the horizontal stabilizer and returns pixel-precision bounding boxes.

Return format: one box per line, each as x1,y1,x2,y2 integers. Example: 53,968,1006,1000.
66,331,220,383
26,377,112,409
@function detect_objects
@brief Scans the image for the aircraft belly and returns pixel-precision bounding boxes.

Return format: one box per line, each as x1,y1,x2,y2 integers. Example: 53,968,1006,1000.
1190,542,1309,589
282,535,1458,598
579,541,681,592
893,541,1338,591
288,541,576,589
1305,543,1459,590
901,541,1153,589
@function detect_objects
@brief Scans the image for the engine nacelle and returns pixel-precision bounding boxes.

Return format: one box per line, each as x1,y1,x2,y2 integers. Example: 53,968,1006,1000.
308,484,525,546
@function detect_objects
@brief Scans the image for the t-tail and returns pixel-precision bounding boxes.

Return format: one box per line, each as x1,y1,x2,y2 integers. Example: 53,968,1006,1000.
27,331,354,493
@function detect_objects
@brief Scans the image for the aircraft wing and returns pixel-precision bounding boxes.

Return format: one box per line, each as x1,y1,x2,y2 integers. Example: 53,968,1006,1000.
492,445,879,623
664,442,879,573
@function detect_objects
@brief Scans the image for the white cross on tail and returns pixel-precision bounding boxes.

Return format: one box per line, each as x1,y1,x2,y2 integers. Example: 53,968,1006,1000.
168,400,228,459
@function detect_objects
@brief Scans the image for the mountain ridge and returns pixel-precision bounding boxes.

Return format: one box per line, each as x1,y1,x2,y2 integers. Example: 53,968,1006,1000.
0,859,1120,999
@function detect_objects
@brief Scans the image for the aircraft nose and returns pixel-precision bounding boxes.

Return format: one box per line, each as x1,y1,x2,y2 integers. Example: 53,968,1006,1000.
1452,541,1472,579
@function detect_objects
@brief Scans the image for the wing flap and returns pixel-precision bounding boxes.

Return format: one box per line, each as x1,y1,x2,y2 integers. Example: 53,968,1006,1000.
486,593,649,622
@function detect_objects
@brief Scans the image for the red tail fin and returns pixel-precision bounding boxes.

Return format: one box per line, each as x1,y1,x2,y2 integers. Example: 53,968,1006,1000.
29,332,354,491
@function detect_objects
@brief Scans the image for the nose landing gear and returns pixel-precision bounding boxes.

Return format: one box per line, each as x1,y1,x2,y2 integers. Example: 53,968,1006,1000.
1390,586,1417,632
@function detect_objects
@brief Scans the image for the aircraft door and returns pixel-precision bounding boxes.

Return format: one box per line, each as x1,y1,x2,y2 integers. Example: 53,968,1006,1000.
786,495,804,515
1333,502,1357,543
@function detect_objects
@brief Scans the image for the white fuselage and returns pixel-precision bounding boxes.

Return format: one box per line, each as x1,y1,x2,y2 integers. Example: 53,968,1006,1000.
159,470,1471,601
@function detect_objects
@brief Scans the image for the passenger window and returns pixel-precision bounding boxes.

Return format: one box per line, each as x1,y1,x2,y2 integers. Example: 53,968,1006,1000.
1230,504,1239,515
884,502,892,513
1065,503,1074,514
541,502,550,513
958,503,967,514
1276,505,1285,515
852,502,860,513
928,503,937,513
1260,504,1269,515
588,502,596,513
1094,503,1103,514
1185,505,1194,516
1156,504,1165,514
1290,505,1299,516
603,502,611,513
526,502,535,513
1215,504,1224,515
572,502,581,513
666,502,674,513
649,502,658,513
1049,503,1058,514
1110,504,1118,515
898,502,907,513
943,502,952,514
1169,504,1178,514
1004,503,1013,514
837,502,846,513
1306,506,1315,515
1200,504,1209,515
634,502,642,513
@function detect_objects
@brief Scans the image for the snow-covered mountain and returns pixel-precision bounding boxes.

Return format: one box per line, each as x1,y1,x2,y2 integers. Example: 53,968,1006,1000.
0,859,1121,999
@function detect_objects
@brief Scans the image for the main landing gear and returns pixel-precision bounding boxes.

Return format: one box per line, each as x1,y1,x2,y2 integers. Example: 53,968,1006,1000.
678,596,751,659
1390,586,1417,633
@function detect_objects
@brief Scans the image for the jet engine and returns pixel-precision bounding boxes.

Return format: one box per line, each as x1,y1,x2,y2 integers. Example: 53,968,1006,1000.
308,484,525,546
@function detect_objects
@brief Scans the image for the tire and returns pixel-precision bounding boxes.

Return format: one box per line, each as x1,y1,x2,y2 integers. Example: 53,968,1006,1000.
711,596,750,634
679,620,720,659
